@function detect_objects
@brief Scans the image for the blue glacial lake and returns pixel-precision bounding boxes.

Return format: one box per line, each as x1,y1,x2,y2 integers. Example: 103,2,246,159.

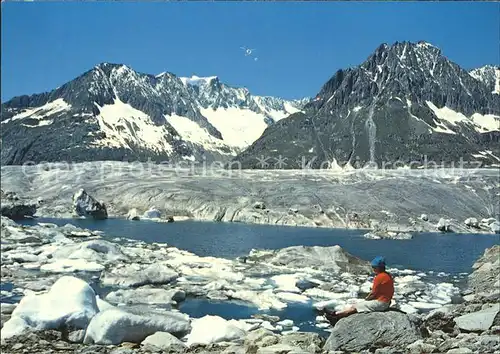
6,217,499,336
20,217,500,274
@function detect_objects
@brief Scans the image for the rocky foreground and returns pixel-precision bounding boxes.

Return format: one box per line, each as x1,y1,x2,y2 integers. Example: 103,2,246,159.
1,162,500,235
0,216,499,353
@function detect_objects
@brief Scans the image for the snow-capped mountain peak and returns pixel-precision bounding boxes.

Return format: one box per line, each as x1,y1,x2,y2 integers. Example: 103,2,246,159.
234,41,500,169
1,63,309,165
180,75,218,86
416,40,438,49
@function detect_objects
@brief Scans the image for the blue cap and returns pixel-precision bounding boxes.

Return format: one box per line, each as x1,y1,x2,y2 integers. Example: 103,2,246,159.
371,256,386,268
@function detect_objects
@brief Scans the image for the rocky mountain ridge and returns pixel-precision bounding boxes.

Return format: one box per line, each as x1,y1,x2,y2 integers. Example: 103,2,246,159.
1,63,307,165
234,41,500,169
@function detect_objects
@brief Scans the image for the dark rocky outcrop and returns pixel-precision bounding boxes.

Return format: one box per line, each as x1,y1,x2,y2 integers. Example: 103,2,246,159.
323,311,423,352
72,189,108,220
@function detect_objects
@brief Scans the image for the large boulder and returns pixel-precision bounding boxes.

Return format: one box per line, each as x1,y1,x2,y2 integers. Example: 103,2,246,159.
185,315,246,346
1,276,99,339
464,218,479,229
143,207,161,219
126,208,141,221
256,344,302,353
73,189,108,220
454,305,500,332
244,328,279,350
437,218,452,232
141,331,187,351
101,262,179,288
423,307,457,333
323,312,423,352
279,332,324,352
481,218,498,227
407,340,437,354
247,245,371,274
83,307,190,345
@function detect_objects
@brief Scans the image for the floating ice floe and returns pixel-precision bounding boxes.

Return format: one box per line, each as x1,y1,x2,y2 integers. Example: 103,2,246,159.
270,274,302,293
226,289,287,310
275,292,311,304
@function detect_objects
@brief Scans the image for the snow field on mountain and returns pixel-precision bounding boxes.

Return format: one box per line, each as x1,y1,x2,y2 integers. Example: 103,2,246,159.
2,98,71,125
94,98,174,152
166,114,237,155
200,107,271,149
426,101,500,133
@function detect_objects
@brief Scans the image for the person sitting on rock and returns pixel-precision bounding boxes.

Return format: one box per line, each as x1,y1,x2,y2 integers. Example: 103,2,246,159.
325,256,394,323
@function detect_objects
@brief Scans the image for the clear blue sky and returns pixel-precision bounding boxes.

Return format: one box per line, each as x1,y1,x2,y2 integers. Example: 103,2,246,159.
2,2,498,102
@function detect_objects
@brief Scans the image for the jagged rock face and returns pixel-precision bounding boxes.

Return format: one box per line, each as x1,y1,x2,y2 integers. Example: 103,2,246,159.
470,65,500,95
1,64,307,165
234,41,500,169
468,245,500,295
72,189,108,220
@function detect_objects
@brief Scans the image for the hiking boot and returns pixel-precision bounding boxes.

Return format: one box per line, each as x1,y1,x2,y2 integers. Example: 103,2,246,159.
324,312,340,326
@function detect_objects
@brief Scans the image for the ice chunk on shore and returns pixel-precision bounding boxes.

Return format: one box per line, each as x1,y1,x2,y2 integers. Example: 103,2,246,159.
101,262,178,288
96,296,115,311
84,307,190,345
1,276,98,339
186,315,246,346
